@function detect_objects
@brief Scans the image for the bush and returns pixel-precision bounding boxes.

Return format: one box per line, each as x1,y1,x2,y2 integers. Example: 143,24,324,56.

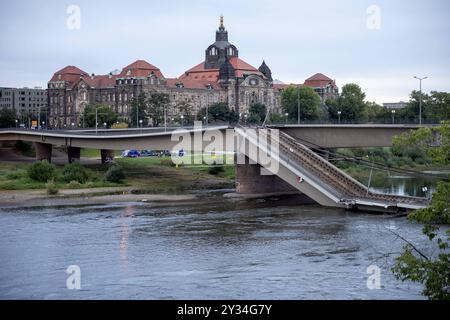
104,164,125,183
66,180,82,189
208,165,225,175
27,160,56,182
62,162,88,184
46,179,59,195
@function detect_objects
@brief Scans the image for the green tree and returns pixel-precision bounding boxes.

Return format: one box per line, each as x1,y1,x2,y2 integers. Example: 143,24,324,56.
178,101,195,125
248,103,267,124
281,86,321,122
327,83,367,122
392,121,450,300
426,91,450,122
0,108,17,128
83,105,118,128
207,102,230,122
147,92,170,127
130,92,148,127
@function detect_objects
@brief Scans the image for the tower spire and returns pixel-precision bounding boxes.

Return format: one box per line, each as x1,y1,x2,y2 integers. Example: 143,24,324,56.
219,15,224,30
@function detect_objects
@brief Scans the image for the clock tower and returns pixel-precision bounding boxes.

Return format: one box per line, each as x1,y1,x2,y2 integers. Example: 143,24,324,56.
205,16,239,69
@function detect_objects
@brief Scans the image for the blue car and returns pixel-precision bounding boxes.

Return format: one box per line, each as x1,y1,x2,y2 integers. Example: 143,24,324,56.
122,150,141,158
141,150,157,157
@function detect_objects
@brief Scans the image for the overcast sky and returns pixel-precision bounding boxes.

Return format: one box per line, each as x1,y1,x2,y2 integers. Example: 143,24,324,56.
0,0,449,103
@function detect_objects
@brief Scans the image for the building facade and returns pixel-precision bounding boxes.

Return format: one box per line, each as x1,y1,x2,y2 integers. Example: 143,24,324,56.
0,87,47,123
47,17,338,128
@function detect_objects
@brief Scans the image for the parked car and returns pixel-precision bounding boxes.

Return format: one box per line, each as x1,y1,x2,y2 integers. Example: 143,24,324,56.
141,150,157,157
122,150,141,158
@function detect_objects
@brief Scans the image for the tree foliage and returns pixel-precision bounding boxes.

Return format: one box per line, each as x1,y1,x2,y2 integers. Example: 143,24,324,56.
0,108,17,128
197,102,238,124
248,103,267,124
281,86,322,121
83,105,118,128
326,83,367,122
392,121,450,300
130,92,148,127
147,92,170,127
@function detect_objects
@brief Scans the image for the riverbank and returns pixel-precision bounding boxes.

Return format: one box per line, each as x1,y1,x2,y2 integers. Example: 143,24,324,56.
0,186,202,208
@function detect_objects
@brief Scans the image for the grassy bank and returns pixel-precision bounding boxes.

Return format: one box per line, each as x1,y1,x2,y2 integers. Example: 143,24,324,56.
0,152,235,194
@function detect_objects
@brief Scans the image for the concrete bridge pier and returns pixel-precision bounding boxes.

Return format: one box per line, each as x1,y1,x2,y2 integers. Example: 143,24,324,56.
67,147,81,164
34,142,52,162
235,155,298,195
101,149,115,164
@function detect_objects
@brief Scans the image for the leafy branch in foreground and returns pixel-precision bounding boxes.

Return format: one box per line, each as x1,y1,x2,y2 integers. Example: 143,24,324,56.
391,121,450,300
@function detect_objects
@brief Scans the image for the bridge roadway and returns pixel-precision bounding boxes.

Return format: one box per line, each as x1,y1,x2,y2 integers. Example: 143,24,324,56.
0,125,430,212
0,124,430,150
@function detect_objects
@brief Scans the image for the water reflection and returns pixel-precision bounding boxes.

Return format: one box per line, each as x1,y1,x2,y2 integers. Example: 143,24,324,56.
369,174,443,197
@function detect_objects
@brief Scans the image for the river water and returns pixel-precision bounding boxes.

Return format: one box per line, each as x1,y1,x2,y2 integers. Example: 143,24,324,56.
0,174,444,300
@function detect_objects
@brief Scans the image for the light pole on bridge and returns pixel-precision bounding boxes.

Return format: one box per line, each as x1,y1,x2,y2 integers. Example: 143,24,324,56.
413,76,428,126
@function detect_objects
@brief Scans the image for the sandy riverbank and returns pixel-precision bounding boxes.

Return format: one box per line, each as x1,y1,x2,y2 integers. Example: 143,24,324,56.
0,187,202,208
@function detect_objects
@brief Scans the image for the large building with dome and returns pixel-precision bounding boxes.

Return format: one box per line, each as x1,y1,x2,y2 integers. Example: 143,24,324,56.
47,17,338,128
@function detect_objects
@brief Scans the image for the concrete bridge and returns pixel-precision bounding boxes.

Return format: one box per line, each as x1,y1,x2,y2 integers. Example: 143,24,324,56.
0,124,430,212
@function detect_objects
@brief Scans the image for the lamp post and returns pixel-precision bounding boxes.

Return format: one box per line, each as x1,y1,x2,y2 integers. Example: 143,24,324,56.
413,76,428,125
337,111,342,124
244,114,248,125
15,119,18,128
285,112,289,125
180,115,184,127
139,119,143,133
95,107,98,134
391,110,396,124
164,104,167,132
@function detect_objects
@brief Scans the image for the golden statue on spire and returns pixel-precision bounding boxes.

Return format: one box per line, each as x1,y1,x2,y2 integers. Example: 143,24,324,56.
220,15,224,29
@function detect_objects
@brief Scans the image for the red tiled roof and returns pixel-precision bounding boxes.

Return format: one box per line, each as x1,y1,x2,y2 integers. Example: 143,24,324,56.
304,73,337,89
166,78,220,90
82,74,117,88
119,60,164,78
180,57,264,80
305,73,332,82
50,65,89,83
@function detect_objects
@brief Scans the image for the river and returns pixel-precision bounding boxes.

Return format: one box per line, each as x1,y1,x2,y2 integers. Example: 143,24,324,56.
0,174,444,300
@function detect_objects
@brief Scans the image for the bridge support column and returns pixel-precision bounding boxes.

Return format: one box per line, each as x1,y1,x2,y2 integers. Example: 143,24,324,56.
34,142,52,162
67,147,81,164
235,156,297,195
101,149,115,164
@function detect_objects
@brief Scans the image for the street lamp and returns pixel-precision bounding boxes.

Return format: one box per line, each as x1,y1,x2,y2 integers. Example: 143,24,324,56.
391,110,396,124
42,121,46,130
337,111,342,124
244,113,248,125
285,112,289,124
15,119,18,128
413,76,428,125
180,115,184,127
